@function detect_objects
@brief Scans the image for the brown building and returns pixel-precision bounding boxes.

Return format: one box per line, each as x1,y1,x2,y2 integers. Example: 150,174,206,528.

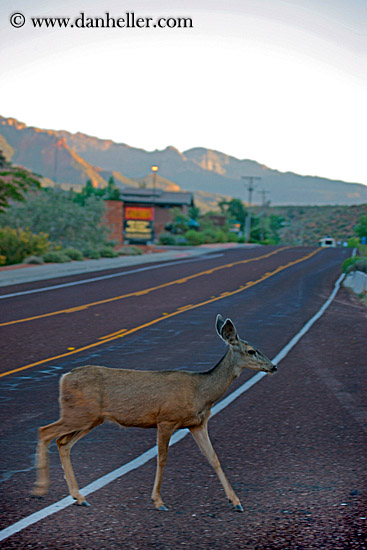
104,188,194,246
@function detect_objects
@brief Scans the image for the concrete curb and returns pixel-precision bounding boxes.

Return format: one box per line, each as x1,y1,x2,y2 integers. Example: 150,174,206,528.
343,270,367,295
0,244,256,288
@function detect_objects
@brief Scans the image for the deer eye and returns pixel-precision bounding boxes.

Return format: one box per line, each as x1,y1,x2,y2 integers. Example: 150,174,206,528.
248,349,257,355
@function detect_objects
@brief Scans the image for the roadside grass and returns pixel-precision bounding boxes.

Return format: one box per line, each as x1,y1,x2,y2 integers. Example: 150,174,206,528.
342,244,367,274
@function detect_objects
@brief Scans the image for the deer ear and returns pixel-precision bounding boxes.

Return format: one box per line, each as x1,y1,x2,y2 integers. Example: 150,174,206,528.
217,317,238,345
216,314,225,337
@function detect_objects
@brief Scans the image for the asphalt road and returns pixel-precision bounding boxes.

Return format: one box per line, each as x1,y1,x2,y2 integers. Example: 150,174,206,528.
1,245,366,549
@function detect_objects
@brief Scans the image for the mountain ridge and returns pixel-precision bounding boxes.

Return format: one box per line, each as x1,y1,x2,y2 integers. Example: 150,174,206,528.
1,115,366,206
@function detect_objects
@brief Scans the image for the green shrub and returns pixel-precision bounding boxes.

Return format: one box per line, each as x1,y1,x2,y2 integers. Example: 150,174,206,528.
87,250,101,259
215,230,227,243
184,230,204,246
98,246,118,258
226,232,238,242
158,232,177,246
201,229,218,244
347,237,360,248
118,246,143,256
43,251,71,263
342,257,356,273
353,258,367,273
63,248,84,261
128,246,142,255
342,256,367,274
0,188,110,250
81,246,100,259
23,255,44,265
0,226,50,265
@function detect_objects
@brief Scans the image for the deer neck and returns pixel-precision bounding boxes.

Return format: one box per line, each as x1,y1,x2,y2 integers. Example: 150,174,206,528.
199,348,241,407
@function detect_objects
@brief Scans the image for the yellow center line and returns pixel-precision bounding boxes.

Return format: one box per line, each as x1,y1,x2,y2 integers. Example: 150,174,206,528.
0,247,289,327
0,248,320,379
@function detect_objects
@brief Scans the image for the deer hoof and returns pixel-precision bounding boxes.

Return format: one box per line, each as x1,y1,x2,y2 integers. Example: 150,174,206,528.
32,486,47,497
234,504,244,512
81,500,90,507
157,505,169,511
74,500,90,507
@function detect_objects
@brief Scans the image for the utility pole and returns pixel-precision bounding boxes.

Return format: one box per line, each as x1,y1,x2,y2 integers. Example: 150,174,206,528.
258,189,270,241
242,176,261,242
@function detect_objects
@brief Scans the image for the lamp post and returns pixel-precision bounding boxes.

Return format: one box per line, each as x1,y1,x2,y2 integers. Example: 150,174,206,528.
151,165,159,243
151,165,158,194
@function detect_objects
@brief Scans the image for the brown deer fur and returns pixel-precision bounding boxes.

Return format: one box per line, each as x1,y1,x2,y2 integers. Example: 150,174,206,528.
33,315,276,511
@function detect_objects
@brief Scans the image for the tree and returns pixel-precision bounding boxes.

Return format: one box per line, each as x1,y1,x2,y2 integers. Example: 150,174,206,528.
355,215,367,240
266,214,284,244
0,150,41,212
0,150,7,168
188,205,201,220
74,179,104,206
170,208,191,234
218,198,247,231
105,176,121,201
247,214,261,241
0,187,110,250
74,177,121,205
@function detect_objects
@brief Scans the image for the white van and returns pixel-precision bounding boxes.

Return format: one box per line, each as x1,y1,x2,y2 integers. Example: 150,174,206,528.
319,236,336,247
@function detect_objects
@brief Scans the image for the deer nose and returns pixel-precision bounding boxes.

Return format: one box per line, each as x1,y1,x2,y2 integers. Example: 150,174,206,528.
272,365,277,372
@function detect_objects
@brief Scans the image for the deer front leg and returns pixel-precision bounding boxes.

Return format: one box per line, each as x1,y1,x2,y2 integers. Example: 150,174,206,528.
56,430,92,506
152,422,176,511
189,421,244,512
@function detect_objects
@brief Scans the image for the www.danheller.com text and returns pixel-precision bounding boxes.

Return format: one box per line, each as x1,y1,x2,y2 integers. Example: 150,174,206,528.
9,11,194,30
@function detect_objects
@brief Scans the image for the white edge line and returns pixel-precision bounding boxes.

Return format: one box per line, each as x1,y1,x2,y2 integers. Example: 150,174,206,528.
0,254,223,300
0,272,345,541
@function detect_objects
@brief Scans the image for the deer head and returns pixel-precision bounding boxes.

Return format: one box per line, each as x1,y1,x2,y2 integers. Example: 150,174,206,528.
216,314,277,375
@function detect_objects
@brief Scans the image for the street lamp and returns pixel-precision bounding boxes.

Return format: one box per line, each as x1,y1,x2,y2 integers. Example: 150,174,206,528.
151,166,159,244
151,165,158,194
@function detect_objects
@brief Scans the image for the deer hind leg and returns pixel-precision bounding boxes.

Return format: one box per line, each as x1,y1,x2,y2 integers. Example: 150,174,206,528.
189,421,244,512
33,419,68,497
56,419,102,506
151,422,176,511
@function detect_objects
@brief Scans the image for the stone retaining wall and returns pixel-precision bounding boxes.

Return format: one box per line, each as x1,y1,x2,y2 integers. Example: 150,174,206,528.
343,270,367,295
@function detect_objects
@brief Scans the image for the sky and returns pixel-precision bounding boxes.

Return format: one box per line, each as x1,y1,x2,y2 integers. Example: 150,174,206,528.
0,0,366,184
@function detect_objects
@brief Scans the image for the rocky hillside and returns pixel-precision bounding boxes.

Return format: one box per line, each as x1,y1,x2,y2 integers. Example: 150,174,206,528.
258,204,367,246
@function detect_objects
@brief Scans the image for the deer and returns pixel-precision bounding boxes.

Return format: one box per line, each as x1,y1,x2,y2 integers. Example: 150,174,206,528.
33,314,276,512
